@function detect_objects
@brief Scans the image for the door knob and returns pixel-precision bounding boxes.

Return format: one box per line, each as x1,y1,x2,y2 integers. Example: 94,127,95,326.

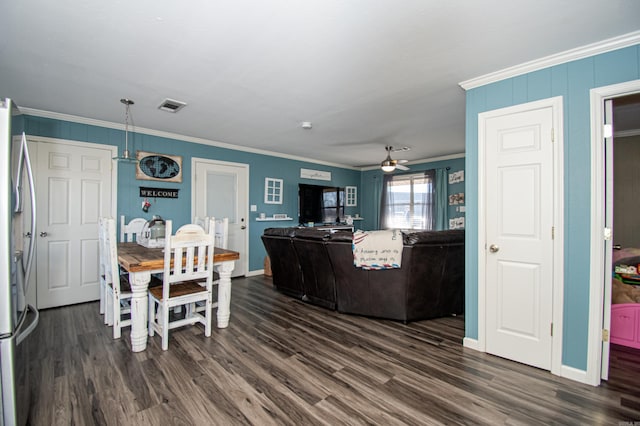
25,232,32,238
39,231,48,237
240,225,246,230
489,244,499,253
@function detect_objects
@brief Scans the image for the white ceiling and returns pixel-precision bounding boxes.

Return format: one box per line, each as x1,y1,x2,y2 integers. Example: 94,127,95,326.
1,1,640,168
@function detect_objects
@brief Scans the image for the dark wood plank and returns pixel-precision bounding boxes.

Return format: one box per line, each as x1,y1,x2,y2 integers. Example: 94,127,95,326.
118,242,239,272
29,275,640,425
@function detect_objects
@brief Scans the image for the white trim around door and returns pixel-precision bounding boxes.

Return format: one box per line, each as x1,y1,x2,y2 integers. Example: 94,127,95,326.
588,79,640,386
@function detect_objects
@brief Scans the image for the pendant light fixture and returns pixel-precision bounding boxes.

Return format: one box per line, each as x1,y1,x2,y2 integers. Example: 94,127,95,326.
113,98,138,162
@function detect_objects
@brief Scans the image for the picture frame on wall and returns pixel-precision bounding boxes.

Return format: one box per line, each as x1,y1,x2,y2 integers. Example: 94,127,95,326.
136,151,183,183
448,170,464,184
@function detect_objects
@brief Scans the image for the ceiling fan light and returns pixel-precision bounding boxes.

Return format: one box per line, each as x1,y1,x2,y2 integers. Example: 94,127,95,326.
381,160,396,172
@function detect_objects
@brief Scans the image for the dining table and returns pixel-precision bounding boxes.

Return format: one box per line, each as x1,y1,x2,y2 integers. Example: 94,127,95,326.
117,242,240,352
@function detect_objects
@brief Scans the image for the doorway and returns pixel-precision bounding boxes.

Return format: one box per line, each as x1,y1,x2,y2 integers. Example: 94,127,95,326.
192,158,249,277
28,137,117,309
590,82,640,385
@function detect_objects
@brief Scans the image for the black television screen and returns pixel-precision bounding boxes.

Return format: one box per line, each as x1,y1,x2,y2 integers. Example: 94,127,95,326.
298,184,344,225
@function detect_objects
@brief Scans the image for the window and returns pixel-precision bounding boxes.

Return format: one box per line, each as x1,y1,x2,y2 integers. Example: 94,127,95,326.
264,178,283,204
345,186,357,206
321,187,344,223
380,171,435,230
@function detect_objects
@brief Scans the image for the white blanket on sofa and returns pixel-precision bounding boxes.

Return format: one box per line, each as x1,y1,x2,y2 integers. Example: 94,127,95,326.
352,229,403,270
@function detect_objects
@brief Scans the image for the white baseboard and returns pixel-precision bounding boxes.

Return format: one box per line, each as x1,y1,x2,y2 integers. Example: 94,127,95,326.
463,337,480,351
245,269,265,277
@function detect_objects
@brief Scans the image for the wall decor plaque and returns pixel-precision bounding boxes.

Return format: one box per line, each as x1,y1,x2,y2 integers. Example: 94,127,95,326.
136,151,182,182
300,168,331,181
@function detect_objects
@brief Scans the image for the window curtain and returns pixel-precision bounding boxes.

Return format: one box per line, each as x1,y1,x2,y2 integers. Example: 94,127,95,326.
378,173,394,229
435,168,448,230
371,174,383,230
379,170,435,230
421,169,435,230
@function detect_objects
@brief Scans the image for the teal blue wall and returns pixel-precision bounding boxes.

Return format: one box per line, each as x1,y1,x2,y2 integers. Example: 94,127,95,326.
360,156,466,230
464,44,640,371
23,116,361,271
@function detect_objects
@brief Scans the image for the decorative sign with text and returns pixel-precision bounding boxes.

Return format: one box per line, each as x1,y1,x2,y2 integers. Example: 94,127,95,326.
139,187,180,199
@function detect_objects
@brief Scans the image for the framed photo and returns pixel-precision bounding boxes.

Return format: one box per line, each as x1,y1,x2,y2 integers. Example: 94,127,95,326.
136,151,183,183
448,170,464,184
448,192,465,205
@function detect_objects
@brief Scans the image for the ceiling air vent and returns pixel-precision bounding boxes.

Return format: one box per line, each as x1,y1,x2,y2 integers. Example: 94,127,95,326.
158,98,187,113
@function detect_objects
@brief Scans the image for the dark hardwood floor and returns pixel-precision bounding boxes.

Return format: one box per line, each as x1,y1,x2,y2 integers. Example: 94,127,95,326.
29,276,640,425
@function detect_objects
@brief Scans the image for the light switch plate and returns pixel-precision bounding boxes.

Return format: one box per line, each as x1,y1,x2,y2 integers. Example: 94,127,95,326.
250,204,257,212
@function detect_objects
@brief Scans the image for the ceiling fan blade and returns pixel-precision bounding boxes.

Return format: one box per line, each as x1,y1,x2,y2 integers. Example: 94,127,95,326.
396,164,410,171
391,146,411,153
397,159,409,164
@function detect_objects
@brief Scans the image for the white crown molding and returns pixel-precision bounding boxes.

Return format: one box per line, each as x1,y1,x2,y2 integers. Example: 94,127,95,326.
459,30,640,90
19,107,361,171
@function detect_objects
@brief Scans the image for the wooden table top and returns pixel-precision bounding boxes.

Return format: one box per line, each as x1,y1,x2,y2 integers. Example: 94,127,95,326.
118,242,240,273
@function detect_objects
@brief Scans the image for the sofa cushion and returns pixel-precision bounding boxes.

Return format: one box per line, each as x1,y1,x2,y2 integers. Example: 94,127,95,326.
293,227,331,240
403,229,464,245
263,227,298,238
327,230,353,243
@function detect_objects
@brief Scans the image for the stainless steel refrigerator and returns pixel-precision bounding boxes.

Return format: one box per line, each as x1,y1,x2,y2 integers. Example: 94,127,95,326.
0,99,38,426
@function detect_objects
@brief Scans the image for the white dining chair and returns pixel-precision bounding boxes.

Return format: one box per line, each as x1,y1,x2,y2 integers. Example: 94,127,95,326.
120,215,147,242
193,216,209,233
98,217,108,320
148,219,215,351
214,217,229,250
212,217,229,288
192,217,229,314
103,217,134,339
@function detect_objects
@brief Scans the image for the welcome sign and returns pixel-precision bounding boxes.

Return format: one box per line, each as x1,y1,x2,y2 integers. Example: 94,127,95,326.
139,187,180,199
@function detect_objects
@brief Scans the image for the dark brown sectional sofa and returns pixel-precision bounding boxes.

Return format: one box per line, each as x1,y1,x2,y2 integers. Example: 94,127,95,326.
261,227,464,323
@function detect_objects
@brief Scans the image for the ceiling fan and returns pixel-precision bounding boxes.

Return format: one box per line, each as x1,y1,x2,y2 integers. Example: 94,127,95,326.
380,146,410,172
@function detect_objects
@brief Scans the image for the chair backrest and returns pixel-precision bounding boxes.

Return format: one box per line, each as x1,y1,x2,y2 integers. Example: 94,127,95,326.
214,217,229,249
103,217,122,292
193,216,209,233
120,216,147,242
98,217,108,279
163,220,215,297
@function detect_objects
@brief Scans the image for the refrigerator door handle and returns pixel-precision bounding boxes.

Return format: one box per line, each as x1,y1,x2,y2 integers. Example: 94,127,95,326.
21,133,36,289
14,134,25,213
16,304,39,346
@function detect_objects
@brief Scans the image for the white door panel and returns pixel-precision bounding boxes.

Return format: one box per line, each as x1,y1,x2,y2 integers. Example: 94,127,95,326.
35,141,114,308
193,159,248,277
485,105,555,370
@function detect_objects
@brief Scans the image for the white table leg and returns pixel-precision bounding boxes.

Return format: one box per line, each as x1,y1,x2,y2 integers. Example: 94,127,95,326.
215,260,235,328
128,270,151,352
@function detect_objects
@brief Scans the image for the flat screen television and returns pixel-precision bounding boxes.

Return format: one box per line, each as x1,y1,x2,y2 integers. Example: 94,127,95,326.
298,184,345,225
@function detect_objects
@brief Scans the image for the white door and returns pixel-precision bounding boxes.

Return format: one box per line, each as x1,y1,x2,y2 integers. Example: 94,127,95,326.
192,159,248,277
483,102,557,370
35,140,115,309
